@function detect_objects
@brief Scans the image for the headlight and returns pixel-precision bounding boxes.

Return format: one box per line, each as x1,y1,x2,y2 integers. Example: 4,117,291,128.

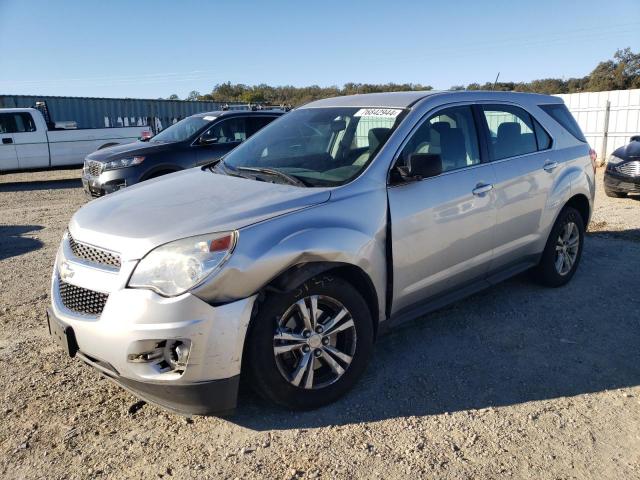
104,156,145,170
129,231,237,297
607,155,624,166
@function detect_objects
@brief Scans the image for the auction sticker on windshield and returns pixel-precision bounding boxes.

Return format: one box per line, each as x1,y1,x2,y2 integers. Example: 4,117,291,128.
354,108,402,118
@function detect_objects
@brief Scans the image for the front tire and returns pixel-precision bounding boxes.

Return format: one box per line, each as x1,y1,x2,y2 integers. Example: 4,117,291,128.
245,275,374,410
604,187,627,198
532,206,585,287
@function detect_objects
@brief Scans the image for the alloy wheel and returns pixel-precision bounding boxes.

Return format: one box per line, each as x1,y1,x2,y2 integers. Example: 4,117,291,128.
273,295,357,390
555,220,580,275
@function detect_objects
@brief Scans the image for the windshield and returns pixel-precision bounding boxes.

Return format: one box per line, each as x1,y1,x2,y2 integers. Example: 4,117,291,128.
218,107,406,186
150,115,213,143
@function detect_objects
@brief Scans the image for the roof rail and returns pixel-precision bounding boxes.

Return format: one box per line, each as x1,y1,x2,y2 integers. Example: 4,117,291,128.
221,103,292,112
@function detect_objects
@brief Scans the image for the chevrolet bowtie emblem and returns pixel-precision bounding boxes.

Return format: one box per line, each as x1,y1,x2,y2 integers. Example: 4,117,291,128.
59,261,75,281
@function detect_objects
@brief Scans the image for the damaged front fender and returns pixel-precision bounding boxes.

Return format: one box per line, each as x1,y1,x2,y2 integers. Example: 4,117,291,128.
191,187,389,323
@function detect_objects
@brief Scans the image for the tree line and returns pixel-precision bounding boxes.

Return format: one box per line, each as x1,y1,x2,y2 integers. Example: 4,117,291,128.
169,48,639,106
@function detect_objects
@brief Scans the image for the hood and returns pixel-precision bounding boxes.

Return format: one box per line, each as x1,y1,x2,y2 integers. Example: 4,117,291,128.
86,141,177,161
612,139,640,161
69,168,331,260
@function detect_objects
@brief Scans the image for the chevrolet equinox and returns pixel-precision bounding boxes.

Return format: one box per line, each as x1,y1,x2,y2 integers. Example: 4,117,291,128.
48,91,595,415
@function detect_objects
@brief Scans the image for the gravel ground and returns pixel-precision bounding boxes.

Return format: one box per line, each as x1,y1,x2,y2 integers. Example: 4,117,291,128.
0,168,639,480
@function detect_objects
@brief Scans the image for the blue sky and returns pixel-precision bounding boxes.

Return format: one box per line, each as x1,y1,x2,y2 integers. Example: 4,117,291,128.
0,0,638,99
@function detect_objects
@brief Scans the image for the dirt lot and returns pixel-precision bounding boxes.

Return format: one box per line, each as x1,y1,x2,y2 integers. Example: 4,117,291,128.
1,168,639,480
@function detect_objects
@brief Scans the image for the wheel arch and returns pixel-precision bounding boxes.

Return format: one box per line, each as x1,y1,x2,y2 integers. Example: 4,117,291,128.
262,261,380,339
564,193,591,228
140,166,182,181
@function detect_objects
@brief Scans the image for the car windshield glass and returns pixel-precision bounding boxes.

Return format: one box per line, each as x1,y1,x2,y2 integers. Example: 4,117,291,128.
150,116,213,143
219,107,406,187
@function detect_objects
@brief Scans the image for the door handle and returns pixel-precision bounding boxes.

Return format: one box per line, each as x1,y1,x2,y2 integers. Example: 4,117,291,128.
2,138,13,144
543,160,558,172
472,183,493,196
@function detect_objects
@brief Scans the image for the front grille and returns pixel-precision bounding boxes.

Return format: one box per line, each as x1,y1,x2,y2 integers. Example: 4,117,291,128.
58,279,108,316
68,234,121,269
616,160,640,177
85,160,104,177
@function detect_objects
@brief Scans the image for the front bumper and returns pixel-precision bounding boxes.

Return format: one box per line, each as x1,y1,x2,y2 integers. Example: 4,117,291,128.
49,247,257,415
47,307,240,415
604,169,640,194
82,166,143,198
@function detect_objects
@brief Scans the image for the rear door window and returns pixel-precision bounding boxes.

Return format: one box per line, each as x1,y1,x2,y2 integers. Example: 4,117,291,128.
539,104,586,142
481,105,539,160
534,120,552,150
247,116,278,136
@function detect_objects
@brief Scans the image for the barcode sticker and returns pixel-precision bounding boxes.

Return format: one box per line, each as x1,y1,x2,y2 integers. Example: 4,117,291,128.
354,108,402,118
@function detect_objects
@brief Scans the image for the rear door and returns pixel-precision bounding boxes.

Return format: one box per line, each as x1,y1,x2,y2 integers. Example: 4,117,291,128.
0,113,19,170
388,104,498,314
477,103,556,272
12,112,50,169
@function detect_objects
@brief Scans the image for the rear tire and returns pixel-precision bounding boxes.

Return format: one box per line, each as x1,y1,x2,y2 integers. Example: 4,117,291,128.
532,206,585,287
245,275,374,410
604,187,627,198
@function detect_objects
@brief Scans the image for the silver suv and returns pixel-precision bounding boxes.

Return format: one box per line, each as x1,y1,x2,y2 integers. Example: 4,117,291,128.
48,91,595,415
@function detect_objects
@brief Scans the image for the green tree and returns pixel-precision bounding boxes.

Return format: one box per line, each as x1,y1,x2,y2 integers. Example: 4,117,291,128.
186,90,201,101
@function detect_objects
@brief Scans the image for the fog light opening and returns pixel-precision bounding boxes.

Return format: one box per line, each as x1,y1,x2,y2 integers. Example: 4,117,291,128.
127,339,191,375
167,340,190,371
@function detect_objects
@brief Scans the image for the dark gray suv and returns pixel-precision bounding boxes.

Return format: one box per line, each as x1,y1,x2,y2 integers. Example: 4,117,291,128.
82,109,284,197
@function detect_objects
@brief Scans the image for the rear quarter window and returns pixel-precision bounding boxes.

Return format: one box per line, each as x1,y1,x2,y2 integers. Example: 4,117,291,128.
540,104,586,143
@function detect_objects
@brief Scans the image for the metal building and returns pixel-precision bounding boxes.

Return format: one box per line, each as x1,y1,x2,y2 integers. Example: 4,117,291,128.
0,95,243,133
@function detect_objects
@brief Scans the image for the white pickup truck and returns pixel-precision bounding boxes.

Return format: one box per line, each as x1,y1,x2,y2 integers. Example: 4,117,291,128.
0,108,152,171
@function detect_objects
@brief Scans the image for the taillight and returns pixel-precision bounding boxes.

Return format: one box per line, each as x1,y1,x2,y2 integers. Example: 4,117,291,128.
589,148,597,173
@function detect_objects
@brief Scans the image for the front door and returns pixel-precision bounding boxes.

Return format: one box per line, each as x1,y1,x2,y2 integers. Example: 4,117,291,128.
387,105,497,315
0,113,19,170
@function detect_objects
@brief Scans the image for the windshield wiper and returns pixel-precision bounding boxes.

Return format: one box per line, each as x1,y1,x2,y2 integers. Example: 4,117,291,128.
234,166,310,187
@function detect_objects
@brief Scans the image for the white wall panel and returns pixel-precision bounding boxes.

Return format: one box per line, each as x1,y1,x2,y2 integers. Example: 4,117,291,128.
555,89,640,162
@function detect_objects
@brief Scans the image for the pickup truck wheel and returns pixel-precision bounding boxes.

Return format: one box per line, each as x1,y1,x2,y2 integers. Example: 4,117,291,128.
532,206,584,287
245,276,374,410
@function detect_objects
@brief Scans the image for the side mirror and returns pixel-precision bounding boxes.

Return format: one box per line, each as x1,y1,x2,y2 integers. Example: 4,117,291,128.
630,135,640,142
404,153,443,179
330,119,347,132
199,137,218,146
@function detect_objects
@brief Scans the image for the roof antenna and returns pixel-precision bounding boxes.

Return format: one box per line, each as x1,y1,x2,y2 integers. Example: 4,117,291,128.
492,72,500,90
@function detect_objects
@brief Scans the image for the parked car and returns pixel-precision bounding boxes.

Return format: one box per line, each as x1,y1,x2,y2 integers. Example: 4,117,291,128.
0,108,151,172
47,91,595,415
81,109,284,197
604,135,640,197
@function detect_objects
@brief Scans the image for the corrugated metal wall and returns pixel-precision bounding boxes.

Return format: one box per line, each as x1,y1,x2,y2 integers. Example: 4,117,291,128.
555,89,640,161
0,95,243,133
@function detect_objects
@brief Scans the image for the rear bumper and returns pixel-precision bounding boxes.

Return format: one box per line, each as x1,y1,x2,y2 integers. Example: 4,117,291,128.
604,170,640,193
